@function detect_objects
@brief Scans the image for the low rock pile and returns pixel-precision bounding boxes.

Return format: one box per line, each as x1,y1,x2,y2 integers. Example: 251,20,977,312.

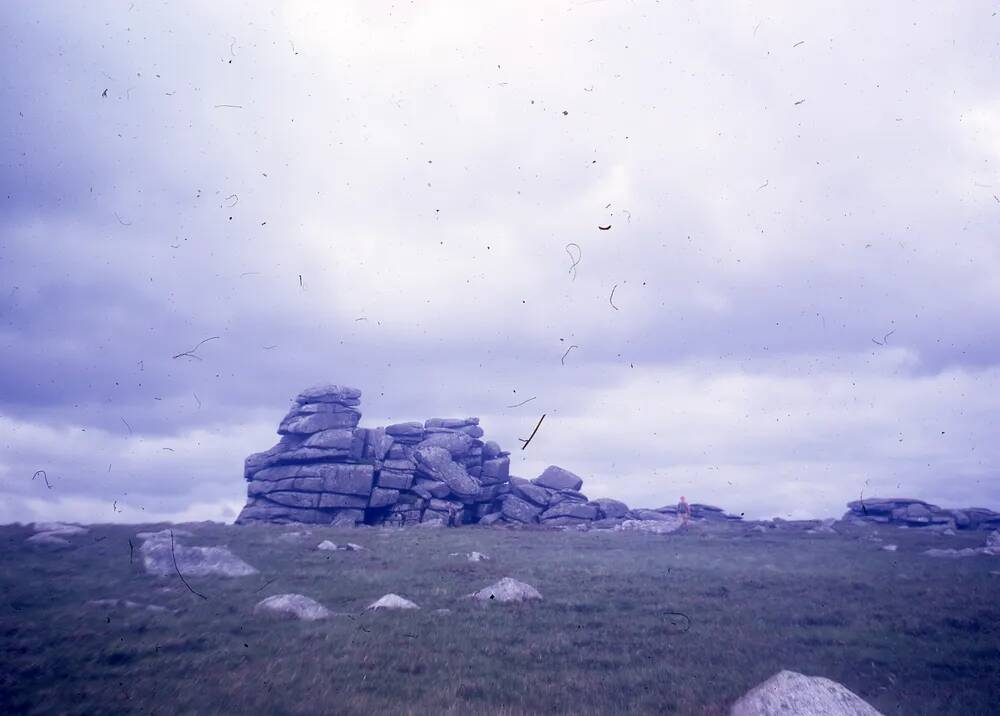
236,384,743,529
843,498,1000,531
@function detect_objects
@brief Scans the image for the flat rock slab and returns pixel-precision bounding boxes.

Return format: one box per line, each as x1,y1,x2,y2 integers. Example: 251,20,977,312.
255,594,331,621
471,577,542,604
294,385,362,405
616,518,683,534
532,465,584,492
730,669,884,716
138,532,258,577
367,593,419,610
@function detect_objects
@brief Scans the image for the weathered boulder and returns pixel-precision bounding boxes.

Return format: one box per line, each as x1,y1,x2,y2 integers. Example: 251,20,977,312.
532,465,584,491
294,385,362,405
386,422,425,440
367,593,419,610
413,478,450,499
616,518,683,534
254,594,332,621
482,440,502,460
138,531,258,577
315,464,375,495
500,495,542,523
302,428,357,450
426,417,479,429
470,577,542,603
414,446,480,497
279,410,361,434
480,457,510,483
589,498,629,519
417,431,473,457
730,669,884,716
511,481,551,507
540,502,599,521
630,509,678,522
368,487,400,508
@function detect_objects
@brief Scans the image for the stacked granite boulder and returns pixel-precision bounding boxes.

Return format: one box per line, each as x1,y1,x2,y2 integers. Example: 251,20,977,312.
842,498,1000,531
236,385,520,527
236,384,742,529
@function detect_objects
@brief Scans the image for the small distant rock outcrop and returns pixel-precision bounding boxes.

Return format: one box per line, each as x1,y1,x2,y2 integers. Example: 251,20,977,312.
924,531,1000,558
730,670,884,716
27,522,89,546
236,384,742,529
843,498,1000,531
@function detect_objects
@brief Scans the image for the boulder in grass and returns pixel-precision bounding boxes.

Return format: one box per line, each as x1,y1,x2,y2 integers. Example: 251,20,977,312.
615,518,683,534
470,577,542,604
254,594,332,621
138,532,258,577
730,669,884,716
367,593,419,610
531,465,584,492
317,540,338,551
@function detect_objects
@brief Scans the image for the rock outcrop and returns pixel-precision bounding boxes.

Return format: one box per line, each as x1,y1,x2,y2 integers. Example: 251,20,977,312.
843,498,1000,531
236,384,743,529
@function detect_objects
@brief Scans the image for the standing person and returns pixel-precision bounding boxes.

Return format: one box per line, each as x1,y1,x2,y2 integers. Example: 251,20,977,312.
678,495,690,525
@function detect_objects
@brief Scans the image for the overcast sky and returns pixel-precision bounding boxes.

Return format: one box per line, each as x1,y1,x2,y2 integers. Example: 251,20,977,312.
2,1,998,525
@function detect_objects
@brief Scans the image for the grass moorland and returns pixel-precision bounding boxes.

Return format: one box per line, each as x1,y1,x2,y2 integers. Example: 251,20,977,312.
1,520,998,715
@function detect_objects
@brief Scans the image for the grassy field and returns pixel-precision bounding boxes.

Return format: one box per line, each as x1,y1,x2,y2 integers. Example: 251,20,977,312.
1,520,998,715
